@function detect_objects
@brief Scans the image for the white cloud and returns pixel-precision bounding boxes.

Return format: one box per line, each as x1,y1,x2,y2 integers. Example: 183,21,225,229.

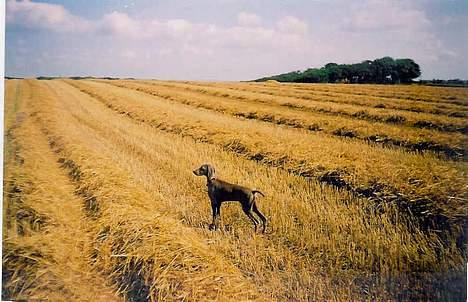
6,0,310,56
338,0,457,64
166,19,194,38
6,0,93,33
277,16,308,35
7,0,464,80
237,12,262,27
343,0,430,32
99,11,142,37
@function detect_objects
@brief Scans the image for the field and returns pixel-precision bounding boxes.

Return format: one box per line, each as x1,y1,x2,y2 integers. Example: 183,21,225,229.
3,79,467,301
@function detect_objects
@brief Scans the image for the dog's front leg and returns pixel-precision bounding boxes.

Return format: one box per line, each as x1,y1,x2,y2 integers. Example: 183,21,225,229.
215,203,221,229
209,200,217,230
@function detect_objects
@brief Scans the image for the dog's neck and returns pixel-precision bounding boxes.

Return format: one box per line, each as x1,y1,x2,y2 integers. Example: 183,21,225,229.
206,176,215,186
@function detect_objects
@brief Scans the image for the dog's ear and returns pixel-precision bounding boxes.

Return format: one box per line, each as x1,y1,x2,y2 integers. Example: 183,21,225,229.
206,164,216,180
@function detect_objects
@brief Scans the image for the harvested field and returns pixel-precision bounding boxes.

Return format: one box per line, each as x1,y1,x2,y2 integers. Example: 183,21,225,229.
100,80,466,159
3,79,467,301
126,80,468,134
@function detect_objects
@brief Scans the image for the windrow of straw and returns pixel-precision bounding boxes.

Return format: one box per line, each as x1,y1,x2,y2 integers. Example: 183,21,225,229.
128,80,468,134
35,79,466,300
171,80,468,117
102,80,465,159
25,80,265,302
34,79,372,301
65,80,467,236
6,78,466,301
3,82,120,301
226,82,467,116
274,82,468,106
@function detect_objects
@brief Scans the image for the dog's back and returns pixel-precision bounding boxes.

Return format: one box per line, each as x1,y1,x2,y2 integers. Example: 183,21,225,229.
209,179,253,203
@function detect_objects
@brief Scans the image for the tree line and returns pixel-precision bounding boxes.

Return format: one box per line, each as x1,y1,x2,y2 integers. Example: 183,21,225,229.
255,57,421,84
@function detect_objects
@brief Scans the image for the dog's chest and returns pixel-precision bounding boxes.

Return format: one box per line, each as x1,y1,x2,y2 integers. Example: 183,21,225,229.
207,183,216,198
207,184,214,193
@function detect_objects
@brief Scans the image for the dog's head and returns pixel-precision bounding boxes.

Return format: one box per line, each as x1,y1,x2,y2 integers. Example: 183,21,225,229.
193,164,216,180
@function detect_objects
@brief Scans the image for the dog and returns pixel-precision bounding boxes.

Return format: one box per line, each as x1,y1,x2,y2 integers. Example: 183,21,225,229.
193,164,267,233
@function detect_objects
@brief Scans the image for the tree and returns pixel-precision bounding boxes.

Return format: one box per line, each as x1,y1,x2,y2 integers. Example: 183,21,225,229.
254,56,422,84
372,57,396,83
324,63,342,83
395,59,421,83
301,68,328,83
356,60,373,83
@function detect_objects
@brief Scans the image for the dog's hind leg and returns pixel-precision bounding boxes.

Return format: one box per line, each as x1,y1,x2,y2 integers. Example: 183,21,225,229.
252,202,267,233
242,205,259,232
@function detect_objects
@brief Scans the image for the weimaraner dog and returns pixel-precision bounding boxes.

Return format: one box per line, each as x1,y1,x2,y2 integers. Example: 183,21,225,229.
193,164,267,233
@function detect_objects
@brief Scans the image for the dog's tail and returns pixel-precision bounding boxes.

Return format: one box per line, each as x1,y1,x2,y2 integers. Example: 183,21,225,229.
252,190,265,197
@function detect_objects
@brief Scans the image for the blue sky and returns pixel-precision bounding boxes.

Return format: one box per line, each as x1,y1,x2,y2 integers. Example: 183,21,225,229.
5,0,468,80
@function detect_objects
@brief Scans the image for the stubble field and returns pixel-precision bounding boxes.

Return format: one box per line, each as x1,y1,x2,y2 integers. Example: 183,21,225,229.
3,79,467,301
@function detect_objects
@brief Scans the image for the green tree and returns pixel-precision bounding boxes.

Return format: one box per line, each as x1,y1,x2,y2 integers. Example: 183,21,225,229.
356,60,373,83
372,57,396,83
324,63,342,83
395,59,421,83
254,56,422,84
302,68,329,83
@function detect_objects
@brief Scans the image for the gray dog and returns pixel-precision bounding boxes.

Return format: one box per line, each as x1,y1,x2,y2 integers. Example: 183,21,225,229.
193,164,267,233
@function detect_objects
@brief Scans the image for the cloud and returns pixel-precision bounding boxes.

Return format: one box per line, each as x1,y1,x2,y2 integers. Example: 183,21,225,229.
6,0,93,33
277,16,308,35
166,19,194,38
99,11,142,37
343,0,430,32
237,12,262,27
6,0,311,56
7,0,464,80
338,0,456,64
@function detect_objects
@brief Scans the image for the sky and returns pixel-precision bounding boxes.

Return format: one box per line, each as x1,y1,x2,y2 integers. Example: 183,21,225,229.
5,0,468,80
